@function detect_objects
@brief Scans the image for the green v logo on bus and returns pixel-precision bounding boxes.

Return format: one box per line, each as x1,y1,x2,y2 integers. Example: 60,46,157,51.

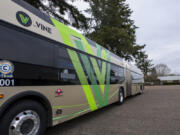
19,14,29,25
16,11,32,27
68,49,97,111
68,42,111,111
80,54,111,107
51,18,111,111
72,40,111,109
68,49,111,111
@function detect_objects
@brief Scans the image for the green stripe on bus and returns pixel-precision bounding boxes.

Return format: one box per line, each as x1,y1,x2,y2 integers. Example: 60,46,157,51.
96,44,101,58
53,108,90,121
104,51,111,105
80,54,104,107
74,40,85,51
67,49,98,111
53,103,88,109
90,57,106,94
51,18,75,48
51,18,94,55
102,49,107,60
104,63,111,105
106,50,111,61
82,37,94,55
73,40,104,107
80,54,111,107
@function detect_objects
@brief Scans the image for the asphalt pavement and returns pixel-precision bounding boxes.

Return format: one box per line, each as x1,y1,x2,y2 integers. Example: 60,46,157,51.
46,85,180,135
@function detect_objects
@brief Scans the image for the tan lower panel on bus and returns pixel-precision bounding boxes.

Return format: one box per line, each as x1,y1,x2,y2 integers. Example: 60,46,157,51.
52,84,121,125
131,84,142,95
0,84,123,126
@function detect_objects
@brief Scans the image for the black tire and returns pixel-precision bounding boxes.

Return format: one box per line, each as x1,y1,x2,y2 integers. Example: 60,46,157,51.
117,89,124,105
0,100,47,135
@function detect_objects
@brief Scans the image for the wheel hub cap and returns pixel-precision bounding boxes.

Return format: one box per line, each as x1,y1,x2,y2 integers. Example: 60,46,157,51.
9,110,40,135
120,92,123,102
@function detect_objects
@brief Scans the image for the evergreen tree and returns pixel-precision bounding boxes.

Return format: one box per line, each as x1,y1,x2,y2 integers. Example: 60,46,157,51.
85,0,145,61
135,51,153,76
23,0,89,30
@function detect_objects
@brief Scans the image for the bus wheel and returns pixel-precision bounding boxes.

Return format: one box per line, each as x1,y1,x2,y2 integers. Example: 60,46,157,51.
117,89,124,105
0,100,47,135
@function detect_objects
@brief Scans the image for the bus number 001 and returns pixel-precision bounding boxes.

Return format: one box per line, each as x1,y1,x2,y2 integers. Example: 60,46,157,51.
0,79,14,86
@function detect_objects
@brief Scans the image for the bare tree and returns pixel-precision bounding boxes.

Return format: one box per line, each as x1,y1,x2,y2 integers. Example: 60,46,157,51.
155,64,171,76
145,67,158,82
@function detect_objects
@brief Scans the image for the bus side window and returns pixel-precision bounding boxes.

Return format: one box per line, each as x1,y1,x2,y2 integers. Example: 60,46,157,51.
54,46,80,85
131,72,143,84
117,67,125,82
110,65,119,84
110,65,125,84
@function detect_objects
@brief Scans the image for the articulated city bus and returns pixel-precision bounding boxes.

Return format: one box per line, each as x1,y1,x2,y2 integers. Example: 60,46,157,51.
0,0,144,134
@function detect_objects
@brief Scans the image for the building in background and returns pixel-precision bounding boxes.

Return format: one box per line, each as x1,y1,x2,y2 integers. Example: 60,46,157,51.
158,76,180,85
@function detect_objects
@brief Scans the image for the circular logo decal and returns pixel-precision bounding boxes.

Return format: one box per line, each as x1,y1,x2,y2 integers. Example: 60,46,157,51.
0,61,14,75
16,11,32,27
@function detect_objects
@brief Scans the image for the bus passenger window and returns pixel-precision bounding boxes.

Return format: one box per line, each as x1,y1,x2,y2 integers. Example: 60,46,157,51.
110,65,125,84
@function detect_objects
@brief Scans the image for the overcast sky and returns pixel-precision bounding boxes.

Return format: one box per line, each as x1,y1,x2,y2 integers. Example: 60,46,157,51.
126,0,180,74
73,0,180,73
